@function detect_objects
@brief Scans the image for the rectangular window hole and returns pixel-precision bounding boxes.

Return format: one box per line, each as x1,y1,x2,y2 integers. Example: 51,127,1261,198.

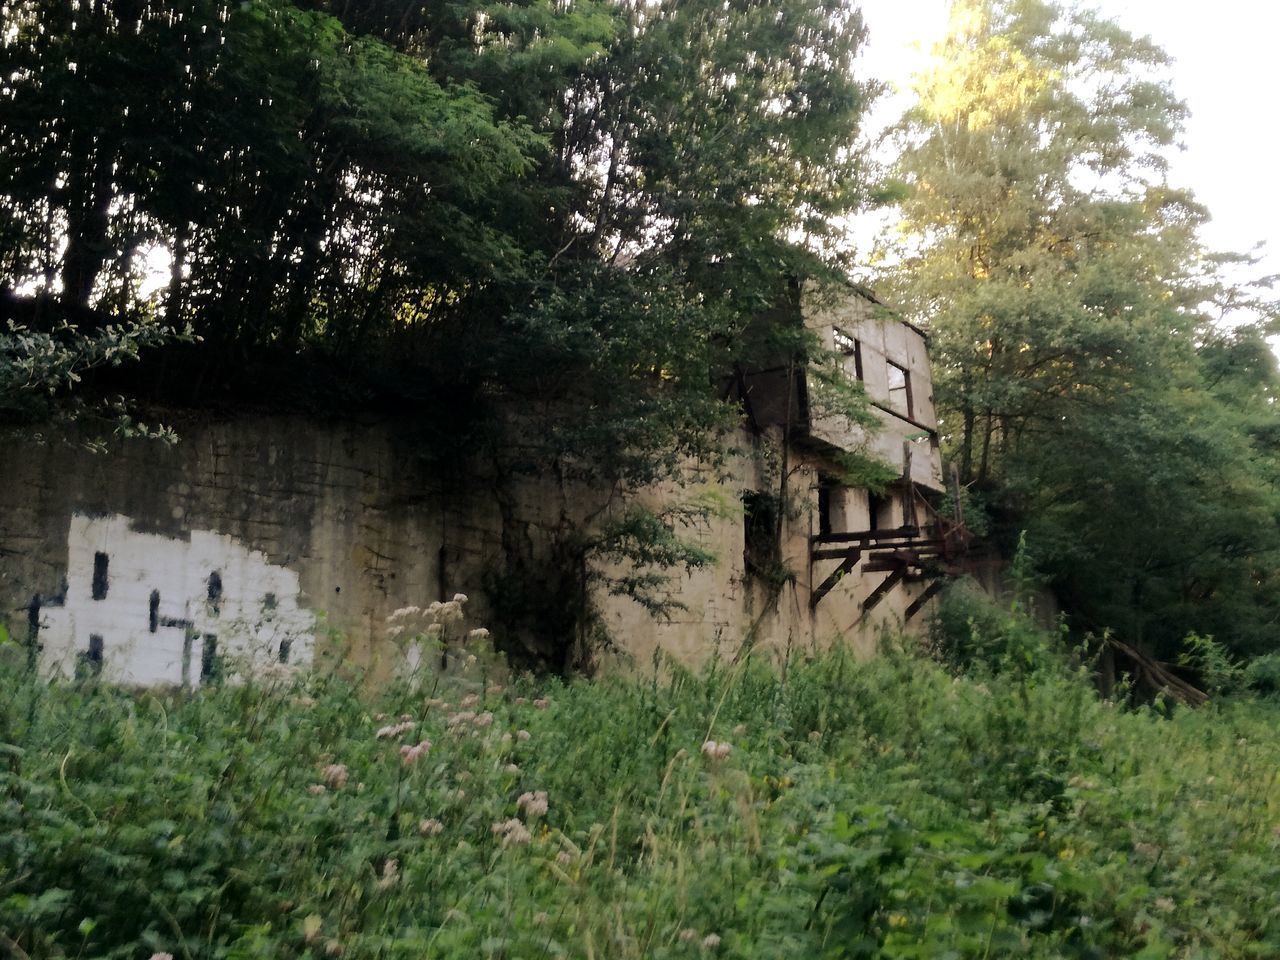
81,633,104,677
201,634,220,683
206,571,222,616
91,552,109,601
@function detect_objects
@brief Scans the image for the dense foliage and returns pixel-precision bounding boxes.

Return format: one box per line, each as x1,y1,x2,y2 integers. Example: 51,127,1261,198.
882,0,1280,661
0,0,874,473
3,611,1279,959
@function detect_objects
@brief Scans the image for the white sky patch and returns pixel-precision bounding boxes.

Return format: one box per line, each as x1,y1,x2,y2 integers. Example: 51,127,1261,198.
855,0,1280,290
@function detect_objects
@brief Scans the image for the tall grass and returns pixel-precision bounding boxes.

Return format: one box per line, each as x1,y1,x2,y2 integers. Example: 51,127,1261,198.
1,629,1278,958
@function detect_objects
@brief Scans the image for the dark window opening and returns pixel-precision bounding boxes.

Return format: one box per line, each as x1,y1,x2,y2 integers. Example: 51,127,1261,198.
887,362,913,419
278,638,292,664
868,491,891,532
263,592,277,611
743,490,785,585
206,571,222,616
91,552,109,601
817,476,837,537
80,633,104,677
200,634,220,683
149,590,160,633
834,328,863,380
26,594,42,670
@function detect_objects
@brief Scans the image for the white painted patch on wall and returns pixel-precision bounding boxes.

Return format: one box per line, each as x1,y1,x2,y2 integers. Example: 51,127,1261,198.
39,513,316,685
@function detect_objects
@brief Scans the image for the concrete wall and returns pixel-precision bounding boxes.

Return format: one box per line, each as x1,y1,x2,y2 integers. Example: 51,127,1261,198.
802,289,945,491
1,416,445,681
592,432,943,670
1,416,943,682
39,512,315,685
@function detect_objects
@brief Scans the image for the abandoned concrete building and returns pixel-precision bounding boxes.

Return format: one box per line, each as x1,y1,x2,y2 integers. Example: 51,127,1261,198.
0,283,965,683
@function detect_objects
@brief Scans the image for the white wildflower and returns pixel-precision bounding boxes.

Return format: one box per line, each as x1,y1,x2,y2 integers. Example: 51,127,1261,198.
517,790,549,817
491,818,532,847
377,859,399,889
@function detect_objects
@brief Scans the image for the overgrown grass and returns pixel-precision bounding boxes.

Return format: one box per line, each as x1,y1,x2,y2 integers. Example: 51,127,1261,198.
2,630,1278,958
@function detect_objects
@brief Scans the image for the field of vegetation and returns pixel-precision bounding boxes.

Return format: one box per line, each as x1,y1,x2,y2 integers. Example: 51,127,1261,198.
3,593,1279,960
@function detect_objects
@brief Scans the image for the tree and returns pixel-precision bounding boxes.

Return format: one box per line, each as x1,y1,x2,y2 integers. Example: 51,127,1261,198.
881,0,1280,660
0,0,880,664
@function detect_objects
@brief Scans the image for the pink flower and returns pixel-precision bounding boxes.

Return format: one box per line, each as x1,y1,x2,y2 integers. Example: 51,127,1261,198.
491,818,532,846
533,698,550,710
399,739,432,764
149,954,175,960
418,818,445,836
446,710,476,731
679,929,698,943
376,720,415,740
701,933,721,949
515,697,528,705
459,693,481,708
700,740,732,760
308,784,326,795
322,764,349,788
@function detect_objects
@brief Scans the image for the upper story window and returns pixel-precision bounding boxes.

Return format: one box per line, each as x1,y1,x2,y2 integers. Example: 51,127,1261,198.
887,361,913,419
833,327,863,380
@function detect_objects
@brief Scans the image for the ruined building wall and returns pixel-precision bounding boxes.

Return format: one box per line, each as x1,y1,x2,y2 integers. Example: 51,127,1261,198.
0,415,942,683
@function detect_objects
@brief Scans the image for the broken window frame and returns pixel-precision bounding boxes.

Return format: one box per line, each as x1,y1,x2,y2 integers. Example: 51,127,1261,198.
886,361,913,420
833,327,863,381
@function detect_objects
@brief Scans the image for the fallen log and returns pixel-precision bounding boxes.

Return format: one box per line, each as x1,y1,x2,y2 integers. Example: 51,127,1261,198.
1103,635,1209,707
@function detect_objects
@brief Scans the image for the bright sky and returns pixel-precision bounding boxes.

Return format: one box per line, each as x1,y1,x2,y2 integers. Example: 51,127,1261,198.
855,0,1280,292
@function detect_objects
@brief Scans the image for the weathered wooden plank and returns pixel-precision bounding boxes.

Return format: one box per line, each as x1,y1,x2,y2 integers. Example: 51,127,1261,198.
862,567,905,613
904,579,946,621
810,550,862,609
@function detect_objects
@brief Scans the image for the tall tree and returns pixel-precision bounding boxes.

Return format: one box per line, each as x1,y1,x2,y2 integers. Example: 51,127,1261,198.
881,0,1280,659
1,0,879,662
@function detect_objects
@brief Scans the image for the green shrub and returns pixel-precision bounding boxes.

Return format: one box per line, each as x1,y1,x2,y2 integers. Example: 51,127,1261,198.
1244,652,1280,697
2,637,1278,958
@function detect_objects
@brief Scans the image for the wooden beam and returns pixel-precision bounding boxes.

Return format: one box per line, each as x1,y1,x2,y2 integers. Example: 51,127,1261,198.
812,540,944,565
867,400,939,439
862,567,905,613
904,579,946,621
902,442,919,529
811,526,923,545
810,549,862,609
